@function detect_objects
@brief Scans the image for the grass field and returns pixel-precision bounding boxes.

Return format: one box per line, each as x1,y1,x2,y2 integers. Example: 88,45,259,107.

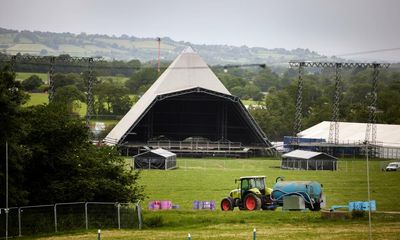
25,93,121,127
24,93,87,116
98,75,129,83
241,99,266,106
24,92,49,106
138,158,400,211
25,157,400,240
16,72,48,82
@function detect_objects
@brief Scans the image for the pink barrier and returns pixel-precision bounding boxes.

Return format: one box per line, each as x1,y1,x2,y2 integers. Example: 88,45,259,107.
161,200,172,209
148,200,172,210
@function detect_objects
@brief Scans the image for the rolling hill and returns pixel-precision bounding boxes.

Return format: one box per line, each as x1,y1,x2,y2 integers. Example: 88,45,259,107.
0,27,336,66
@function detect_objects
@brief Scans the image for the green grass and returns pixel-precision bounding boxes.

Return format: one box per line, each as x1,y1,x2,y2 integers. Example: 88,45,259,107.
139,158,400,211
7,43,56,55
24,93,121,127
24,157,400,240
98,75,129,83
241,99,265,106
25,92,49,106
16,72,48,82
24,93,86,115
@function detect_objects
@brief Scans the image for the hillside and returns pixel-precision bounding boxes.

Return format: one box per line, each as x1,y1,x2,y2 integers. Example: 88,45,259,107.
0,27,334,65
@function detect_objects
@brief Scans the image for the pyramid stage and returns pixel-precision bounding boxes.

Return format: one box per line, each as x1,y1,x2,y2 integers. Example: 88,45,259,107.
104,48,273,157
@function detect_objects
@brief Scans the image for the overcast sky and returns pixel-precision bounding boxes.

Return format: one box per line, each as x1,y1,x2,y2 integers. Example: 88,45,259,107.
1,0,399,61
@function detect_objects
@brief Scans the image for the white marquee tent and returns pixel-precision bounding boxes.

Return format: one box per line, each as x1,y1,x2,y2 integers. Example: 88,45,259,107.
298,121,400,148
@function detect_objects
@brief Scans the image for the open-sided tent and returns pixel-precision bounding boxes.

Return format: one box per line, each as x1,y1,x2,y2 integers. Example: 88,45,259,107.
104,47,272,155
133,148,176,170
281,150,337,170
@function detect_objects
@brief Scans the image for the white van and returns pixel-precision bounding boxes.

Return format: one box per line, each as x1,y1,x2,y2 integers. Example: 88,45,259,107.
386,162,400,171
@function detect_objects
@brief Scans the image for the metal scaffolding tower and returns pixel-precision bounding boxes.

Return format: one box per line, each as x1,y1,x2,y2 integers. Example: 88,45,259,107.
294,62,304,136
365,63,381,144
1,54,101,128
86,57,95,128
48,56,56,102
289,61,389,144
329,63,342,144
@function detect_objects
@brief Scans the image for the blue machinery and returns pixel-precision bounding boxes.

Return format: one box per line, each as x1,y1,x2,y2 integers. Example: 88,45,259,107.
271,177,324,211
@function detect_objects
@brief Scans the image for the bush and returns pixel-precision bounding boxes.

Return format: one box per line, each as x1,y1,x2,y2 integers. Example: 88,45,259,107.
22,75,44,91
144,215,164,228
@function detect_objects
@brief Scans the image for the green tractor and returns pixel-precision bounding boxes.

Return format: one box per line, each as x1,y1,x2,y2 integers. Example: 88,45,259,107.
220,176,276,211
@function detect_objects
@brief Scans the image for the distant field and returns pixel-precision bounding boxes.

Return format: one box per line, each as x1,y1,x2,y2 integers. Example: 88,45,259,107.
98,75,129,83
16,72,129,84
25,93,125,127
16,72,48,82
25,92,48,106
241,99,266,106
6,43,56,55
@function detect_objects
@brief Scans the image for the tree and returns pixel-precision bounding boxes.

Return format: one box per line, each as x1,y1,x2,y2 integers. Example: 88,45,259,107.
21,104,144,204
0,66,30,207
230,83,262,100
1,66,144,206
125,68,158,94
252,67,280,91
53,85,85,113
95,79,133,115
219,74,246,91
21,75,44,91
250,90,295,140
53,73,82,90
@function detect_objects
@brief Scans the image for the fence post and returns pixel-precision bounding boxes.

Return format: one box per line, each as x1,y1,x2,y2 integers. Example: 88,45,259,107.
85,202,88,230
136,201,142,230
18,208,21,237
117,203,121,229
54,204,58,232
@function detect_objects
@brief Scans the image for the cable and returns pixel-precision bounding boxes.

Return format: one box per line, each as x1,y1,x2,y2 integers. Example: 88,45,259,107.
336,47,400,57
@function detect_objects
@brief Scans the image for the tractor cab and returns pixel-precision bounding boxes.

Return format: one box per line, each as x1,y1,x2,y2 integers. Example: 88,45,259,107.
238,176,267,198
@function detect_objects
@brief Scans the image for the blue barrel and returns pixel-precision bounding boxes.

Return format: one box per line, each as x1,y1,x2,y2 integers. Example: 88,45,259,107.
271,181,323,209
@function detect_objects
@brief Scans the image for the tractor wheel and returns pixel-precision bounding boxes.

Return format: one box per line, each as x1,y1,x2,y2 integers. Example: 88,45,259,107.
309,203,321,211
244,193,261,211
221,197,234,211
262,204,277,211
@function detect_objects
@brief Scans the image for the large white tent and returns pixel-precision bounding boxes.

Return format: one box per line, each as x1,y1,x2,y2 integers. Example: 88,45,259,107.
297,121,400,148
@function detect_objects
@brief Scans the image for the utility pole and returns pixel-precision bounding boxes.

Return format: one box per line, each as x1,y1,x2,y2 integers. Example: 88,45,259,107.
365,141,372,240
157,37,161,73
5,141,9,240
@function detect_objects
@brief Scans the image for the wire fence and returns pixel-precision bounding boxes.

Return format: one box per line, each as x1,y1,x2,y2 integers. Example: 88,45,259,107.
174,158,399,173
0,202,142,238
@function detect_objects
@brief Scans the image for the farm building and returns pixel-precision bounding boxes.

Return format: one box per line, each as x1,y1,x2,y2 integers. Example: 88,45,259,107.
281,150,337,171
286,121,400,159
133,148,177,170
104,47,272,156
